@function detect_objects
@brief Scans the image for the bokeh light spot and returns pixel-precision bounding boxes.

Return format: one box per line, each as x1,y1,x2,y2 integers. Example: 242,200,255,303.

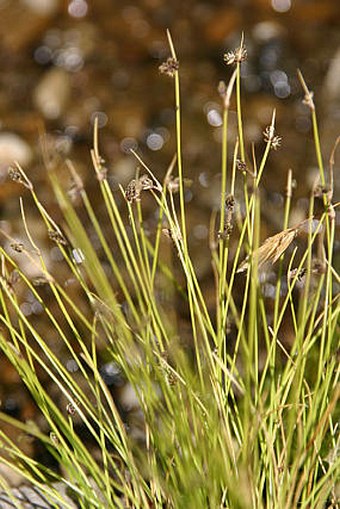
68,0,88,18
120,137,138,154
271,0,291,13
146,132,164,151
90,111,108,128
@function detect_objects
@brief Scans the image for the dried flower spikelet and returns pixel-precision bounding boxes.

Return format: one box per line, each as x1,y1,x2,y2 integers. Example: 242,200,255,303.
288,258,326,283
162,227,172,239
162,226,182,243
48,229,68,245
125,174,155,203
313,184,333,204
8,164,33,189
159,352,178,386
218,194,235,240
302,90,315,111
165,176,192,194
263,126,282,150
297,70,315,112
125,179,139,202
159,57,179,77
217,225,233,241
236,159,247,173
66,399,79,416
97,166,108,182
166,176,180,193
8,166,23,183
288,267,307,282
139,174,154,190
10,241,25,253
238,225,300,273
8,166,27,187
166,370,178,386
224,46,247,66
236,159,255,177
271,136,282,151
225,194,235,212
263,125,275,142
93,154,108,182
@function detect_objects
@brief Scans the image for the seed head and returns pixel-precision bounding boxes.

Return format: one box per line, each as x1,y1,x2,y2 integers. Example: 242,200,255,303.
48,230,67,245
8,165,33,189
165,176,192,194
166,176,180,193
125,174,155,203
159,57,179,77
96,166,108,182
302,90,315,110
66,400,79,416
236,159,247,173
225,194,235,212
162,226,182,243
236,159,255,177
297,70,315,112
288,267,307,282
139,174,154,191
263,126,282,150
217,224,233,241
125,179,138,203
10,242,24,253
218,194,235,241
8,166,23,183
224,46,247,66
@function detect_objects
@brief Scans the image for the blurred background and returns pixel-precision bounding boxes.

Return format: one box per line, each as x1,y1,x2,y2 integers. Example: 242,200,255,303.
1,0,339,200
0,0,339,483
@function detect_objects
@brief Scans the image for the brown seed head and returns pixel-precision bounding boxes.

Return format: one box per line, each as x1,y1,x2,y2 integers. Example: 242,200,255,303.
159,57,179,77
48,230,67,245
10,242,24,253
224,46,247,66
125,174,155,202
263,126,282,150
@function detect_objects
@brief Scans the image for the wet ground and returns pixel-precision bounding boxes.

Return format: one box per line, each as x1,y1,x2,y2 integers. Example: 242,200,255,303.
0,0,339,483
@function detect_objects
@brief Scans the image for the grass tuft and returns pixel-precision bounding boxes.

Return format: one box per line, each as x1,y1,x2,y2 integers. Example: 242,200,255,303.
0,35,339,508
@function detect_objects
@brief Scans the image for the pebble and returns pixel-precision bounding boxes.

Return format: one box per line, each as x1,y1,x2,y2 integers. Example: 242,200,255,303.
33,68,71,119
0,133,33,168
22,0,59,16
322,47,340,102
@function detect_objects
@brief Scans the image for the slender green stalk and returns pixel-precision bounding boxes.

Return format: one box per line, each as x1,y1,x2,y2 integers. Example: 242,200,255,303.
167,30,187,252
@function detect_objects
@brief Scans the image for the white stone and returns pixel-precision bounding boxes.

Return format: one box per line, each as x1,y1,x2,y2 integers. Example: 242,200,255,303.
34,68,71,119
21,0,59,16
0,133,32,166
